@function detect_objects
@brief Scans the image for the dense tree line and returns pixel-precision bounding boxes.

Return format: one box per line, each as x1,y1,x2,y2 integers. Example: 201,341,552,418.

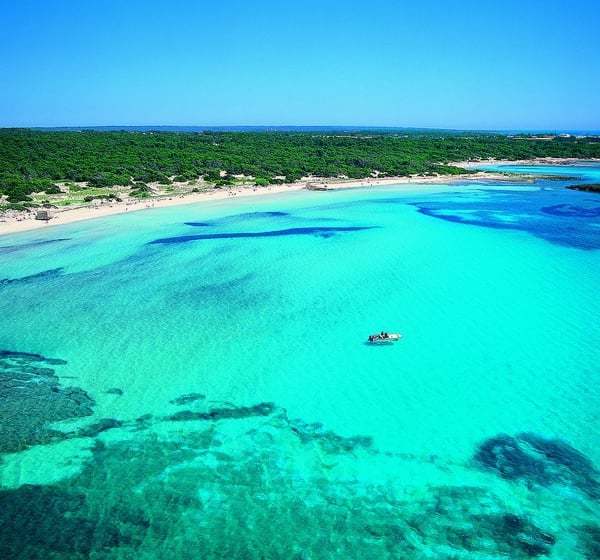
1,129,599,202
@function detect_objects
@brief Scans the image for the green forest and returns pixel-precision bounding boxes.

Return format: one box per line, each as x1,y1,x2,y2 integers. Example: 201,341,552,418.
1,129,599,203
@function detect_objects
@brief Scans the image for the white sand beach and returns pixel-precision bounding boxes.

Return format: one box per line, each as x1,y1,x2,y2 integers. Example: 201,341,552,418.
0,170,513,237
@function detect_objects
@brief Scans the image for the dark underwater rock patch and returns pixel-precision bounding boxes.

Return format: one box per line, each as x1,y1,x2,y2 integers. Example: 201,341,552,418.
184,211,291,228
0,485,93,557
163,399,377,458
410,189,600,250
0,238,70,255
0,267,64,287
0,349,67,366
0,483,146,558
577,525,600,560
0,438,196,558
149,225,377,244
567,183,600,194
474,432,599,498
169,392,206,405
166,401,276,422
2,397,596,559
409,486,558,558
290,418,373,454
541,204,600,218
234,211,290,218
75,418,123,438
1,361,595,560
106,387,124,395
485,513,555,557
0,350,95,452
447,512,555,557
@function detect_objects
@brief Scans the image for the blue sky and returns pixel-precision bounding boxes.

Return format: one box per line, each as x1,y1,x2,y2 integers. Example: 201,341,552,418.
1,0,599,130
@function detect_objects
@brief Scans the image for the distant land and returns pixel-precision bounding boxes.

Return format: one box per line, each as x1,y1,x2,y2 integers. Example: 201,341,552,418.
1,128,599,228
12,125,600,136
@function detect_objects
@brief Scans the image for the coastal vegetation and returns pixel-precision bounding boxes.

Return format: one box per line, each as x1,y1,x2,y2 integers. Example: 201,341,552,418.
83,193,122,203
1,129,599,204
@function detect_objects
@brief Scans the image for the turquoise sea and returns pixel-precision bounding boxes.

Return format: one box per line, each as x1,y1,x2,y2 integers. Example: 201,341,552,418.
1,164,599,559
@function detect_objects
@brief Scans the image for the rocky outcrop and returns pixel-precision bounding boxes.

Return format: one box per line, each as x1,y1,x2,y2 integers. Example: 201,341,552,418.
567,183,600,193
474,432,599,498
169,392,205,405
0,350,94,452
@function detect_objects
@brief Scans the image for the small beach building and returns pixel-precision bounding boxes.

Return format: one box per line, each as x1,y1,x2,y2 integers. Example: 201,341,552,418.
35,210,51,221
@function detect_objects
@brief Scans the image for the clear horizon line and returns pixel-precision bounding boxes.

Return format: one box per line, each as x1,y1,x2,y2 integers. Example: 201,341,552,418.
2,124,600,134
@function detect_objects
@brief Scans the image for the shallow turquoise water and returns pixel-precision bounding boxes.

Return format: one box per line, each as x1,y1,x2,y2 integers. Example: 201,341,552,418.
1,166,599,559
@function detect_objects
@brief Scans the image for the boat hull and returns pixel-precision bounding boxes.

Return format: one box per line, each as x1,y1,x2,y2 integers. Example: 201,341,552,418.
367,333,402,344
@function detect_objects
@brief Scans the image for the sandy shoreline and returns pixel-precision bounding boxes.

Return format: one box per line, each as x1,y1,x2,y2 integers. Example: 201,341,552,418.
0,161,580,237
0,172,495,237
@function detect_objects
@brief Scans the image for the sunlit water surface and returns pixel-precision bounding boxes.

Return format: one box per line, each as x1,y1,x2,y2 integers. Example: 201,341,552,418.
1,164,599,559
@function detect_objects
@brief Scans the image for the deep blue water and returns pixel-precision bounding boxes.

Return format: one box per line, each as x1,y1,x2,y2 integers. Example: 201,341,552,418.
411,184,600,249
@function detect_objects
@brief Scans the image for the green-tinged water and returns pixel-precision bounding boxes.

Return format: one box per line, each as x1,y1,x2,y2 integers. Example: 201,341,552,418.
1,167,599,559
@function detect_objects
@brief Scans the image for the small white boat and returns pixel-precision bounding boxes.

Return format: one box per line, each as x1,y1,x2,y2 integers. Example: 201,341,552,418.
367,333,402,344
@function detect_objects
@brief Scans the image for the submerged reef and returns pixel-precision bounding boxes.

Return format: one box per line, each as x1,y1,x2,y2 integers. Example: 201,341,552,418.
577,525,600,560
567,183,600,194
474,432,600,498
166,402,276,422
1,355,599,559
0,267,64,287
184,210,291,228
541,204,600,218
289,418,374,454
169,392,205,405
3,400,599,558
149,225,378,245
0,350,94,452
410,187,600,250
0,238,70,255
403,487,557,558
0,482,144,558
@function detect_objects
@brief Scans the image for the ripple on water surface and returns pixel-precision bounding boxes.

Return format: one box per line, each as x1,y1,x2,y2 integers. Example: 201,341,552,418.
1,166,600,558
1,348,599,559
